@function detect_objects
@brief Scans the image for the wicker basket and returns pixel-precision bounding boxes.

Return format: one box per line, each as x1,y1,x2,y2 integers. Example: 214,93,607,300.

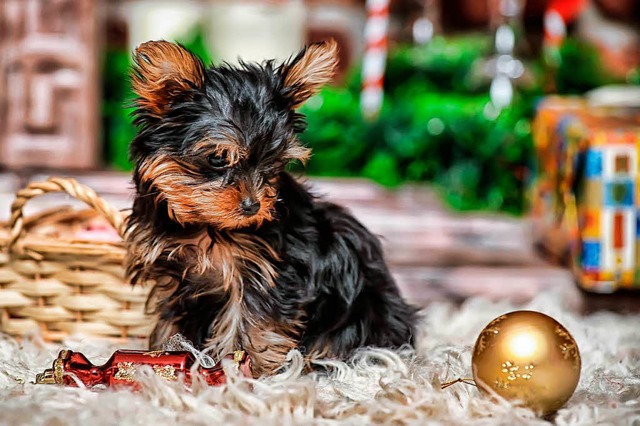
0,177,153,342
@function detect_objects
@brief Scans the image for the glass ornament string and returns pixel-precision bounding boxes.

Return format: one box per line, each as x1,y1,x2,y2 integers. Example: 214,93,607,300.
440,377,477,389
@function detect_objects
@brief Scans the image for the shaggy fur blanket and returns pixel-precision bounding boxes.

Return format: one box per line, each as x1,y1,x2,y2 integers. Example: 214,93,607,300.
1,291,639,426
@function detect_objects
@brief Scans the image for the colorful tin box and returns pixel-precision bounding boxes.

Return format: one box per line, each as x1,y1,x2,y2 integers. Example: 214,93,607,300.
532,96,640,293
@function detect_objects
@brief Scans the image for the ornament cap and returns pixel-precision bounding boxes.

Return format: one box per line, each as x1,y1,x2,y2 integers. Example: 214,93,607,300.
35,349,69,385
34,369,55,385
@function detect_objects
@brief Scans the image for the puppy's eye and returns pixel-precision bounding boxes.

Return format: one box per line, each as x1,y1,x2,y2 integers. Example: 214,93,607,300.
207,153,228,169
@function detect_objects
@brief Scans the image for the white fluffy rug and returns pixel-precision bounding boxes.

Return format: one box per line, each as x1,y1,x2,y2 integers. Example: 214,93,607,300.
1,291,639,426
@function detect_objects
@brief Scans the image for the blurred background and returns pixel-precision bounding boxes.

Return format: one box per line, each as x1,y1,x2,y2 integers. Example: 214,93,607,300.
1,0,640,310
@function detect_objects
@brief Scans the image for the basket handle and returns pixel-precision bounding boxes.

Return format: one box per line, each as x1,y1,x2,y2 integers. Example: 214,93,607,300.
8,177,127,256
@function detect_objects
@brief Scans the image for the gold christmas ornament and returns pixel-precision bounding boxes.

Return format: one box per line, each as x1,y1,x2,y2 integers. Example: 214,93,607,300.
471,310,581,415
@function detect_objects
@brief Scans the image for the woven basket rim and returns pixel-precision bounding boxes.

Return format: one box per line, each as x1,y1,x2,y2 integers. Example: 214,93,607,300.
1,238,125,257
0,211,125,258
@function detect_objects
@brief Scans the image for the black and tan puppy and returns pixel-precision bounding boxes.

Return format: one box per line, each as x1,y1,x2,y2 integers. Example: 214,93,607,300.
125,40,416,376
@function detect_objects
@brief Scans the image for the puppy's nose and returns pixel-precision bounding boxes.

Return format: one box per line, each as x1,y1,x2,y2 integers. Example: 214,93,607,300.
240,198,260,216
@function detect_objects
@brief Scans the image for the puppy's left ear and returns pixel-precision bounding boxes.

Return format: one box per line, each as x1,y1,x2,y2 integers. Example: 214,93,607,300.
280,39,339,108
131,40,206,118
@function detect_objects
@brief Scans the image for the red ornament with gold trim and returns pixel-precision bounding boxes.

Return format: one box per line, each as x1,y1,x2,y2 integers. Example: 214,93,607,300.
35,349,252,388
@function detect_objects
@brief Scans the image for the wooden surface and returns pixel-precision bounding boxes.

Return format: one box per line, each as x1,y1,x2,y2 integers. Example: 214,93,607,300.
1,171,637,313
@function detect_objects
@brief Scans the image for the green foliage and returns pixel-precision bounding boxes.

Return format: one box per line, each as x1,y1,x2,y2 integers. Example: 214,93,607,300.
301,89,533,214
553,39,613,94
384,36,491,95
102,48,136,171
300,35,537,214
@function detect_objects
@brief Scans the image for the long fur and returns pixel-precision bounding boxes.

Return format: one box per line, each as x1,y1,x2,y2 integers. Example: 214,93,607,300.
1,291,639,425
125,40,417,376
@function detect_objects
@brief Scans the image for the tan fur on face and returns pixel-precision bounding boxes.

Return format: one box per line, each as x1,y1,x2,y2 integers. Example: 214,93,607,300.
132,40,205,116
137,154,276,229
282,39,339,108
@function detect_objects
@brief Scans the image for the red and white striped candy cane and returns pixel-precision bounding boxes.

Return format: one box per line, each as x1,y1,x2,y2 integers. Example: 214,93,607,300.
361,0,390,119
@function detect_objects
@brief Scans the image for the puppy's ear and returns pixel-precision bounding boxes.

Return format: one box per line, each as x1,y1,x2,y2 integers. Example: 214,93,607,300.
131,40,205,117
280,39,339,108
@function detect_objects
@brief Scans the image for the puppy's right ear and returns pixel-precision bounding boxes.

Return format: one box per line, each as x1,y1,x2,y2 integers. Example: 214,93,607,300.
279,39,339,109
131,40,205,118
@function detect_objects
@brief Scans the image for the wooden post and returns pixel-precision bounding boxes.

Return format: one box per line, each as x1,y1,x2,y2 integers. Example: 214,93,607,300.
0,0,99,170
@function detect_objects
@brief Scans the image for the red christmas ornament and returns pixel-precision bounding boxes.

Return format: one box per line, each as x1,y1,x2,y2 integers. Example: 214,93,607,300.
35,349,252,389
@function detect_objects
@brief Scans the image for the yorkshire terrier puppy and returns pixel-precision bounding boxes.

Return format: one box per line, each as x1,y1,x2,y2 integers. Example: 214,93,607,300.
125,40,417,376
